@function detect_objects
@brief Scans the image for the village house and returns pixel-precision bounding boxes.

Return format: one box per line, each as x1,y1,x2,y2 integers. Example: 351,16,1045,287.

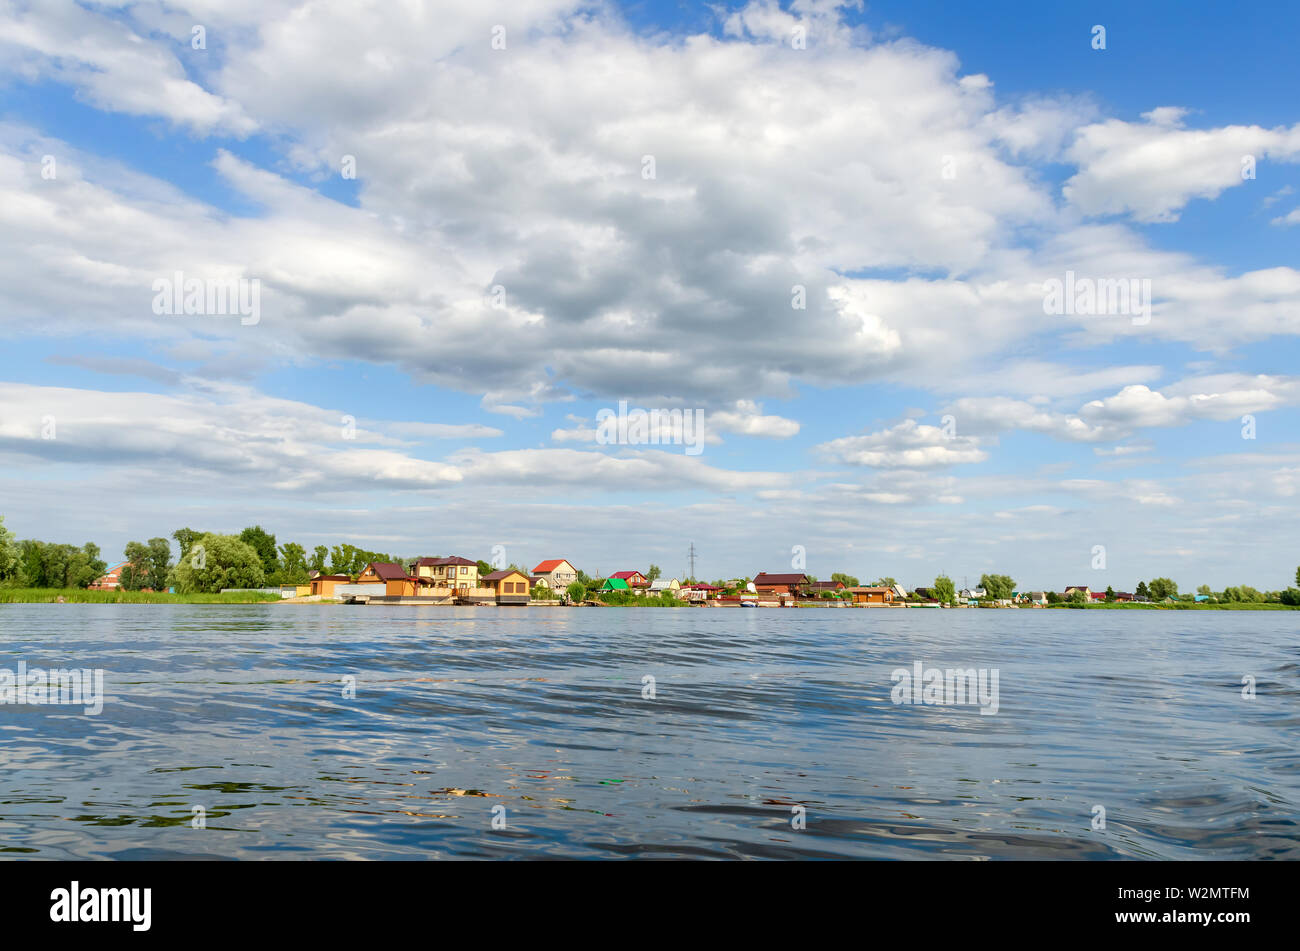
681,582,719,601
600,577,631,592
532,559,578,591
808,580,846,595
751,572,808,596
647,577,680,595
88,562,130,591
482,569,532,605
609,570,649,589
847,586,896,605
358,561,418,597
1063,585,1091,598
410,556,479,590
308,572,353,598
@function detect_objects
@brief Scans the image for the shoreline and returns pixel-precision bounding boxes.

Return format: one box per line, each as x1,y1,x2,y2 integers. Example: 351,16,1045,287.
1,590,1297,609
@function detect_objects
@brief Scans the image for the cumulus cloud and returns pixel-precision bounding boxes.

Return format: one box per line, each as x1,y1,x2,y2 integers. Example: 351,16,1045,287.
1063,108,1300,222
817,419,987,468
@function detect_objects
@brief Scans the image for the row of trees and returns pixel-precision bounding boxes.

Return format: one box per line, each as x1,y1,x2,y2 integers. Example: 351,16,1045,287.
0,517,108,588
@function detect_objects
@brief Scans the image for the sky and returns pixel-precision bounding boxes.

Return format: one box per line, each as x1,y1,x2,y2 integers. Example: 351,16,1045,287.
1,0,1298,591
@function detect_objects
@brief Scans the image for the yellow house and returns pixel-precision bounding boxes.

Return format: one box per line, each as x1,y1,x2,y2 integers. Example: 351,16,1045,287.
410,556,479,590
309,574,353,598
482,569,531,605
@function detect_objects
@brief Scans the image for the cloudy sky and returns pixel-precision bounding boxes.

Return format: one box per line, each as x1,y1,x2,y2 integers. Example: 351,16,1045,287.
1,0,1298,590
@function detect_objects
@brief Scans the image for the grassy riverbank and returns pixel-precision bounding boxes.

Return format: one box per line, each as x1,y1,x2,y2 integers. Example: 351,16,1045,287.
1048,600,1300,610
0,588,284,604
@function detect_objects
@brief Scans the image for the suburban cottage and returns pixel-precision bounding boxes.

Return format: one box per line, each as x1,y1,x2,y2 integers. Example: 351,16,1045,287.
410,556,479,590
532,559,578,590
751,572,808,595
482,569,532,605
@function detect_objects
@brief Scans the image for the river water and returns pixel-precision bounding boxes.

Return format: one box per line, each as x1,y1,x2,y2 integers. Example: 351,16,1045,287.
1,604,1296,859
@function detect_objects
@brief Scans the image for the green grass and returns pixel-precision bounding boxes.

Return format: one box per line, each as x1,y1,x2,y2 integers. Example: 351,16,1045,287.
1048,600,1299,610
0,587,284,604
595,591,687,607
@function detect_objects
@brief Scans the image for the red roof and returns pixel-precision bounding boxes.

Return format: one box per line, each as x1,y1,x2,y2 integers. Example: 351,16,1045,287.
610,570,644,580
533,559,571,573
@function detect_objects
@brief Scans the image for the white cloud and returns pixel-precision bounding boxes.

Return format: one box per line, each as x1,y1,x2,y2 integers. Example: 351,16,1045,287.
1063,108,1300,222
817,419,987,468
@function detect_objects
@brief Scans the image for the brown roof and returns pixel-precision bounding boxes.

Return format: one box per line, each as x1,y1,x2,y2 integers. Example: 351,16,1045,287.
364,562,409,581
412,556,478,567
809,580,845,589
752,572,808,586
846,586,893,594
482,569,528,582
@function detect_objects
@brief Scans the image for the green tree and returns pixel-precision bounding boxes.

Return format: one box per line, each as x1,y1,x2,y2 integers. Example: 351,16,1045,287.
1148,577,1178,600
1105,585,1116,602
566,581,586,603
1046,590,1061,604
67,543,107,589
239,526,279,578
120,541,150,591
932,575,955,605
172,527,205,560
173,533,266,593
979,574,1016,600
1135,580,1150,600
1197,584,1212,597
143,538,172,590
476,559,493,576
1295,566,1300,588
309,546,328,573
831,572,859,587
1068,588,1089,605
646,564,661,582
0,515,18,582
278,542,309,584
873,576,897,588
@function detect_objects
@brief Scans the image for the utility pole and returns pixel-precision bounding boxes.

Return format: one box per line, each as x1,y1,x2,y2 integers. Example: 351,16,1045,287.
688,542,697,582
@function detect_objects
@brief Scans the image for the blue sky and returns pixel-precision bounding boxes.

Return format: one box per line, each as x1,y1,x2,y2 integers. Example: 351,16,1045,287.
1,0,1298,590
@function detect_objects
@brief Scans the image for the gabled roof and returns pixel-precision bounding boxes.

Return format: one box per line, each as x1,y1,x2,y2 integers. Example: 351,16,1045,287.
601,577,630,590
364,562,409,581
752,572,808,585
533,559,573,573
809,580,845,589
412,556,477,567
610,570,644,580
483,568,529,582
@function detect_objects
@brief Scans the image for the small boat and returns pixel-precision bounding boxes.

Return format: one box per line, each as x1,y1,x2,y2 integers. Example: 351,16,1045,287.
740,600,758,608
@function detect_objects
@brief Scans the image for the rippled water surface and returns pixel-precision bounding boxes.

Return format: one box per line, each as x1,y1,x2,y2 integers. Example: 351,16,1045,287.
1,604,1297,859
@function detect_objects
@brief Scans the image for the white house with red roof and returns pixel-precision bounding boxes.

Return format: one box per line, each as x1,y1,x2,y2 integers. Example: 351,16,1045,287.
532,559,578,590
